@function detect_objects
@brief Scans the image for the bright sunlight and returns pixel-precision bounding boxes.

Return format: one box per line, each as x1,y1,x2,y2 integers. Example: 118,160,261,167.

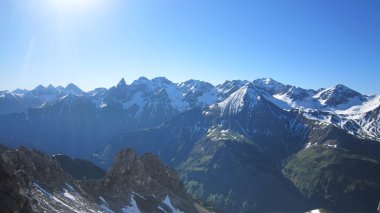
47,0,106,17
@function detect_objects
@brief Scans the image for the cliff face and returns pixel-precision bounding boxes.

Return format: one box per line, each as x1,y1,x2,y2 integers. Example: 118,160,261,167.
0,155,33,213
0,147,207,213
85,149,198,212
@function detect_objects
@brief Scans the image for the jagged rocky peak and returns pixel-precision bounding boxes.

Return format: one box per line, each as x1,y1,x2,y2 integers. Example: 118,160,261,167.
0,146,206,212
216,79,250,98
106,78,130,100
85,148,199,212
316,84,363,106
33,84,46,91
284,86,315,100
47,84,56,90
108,148,141,175
116,77,127,89
64,83,84,95
0,147,103,212
88,87,107,96
30,84,60,97
31,85,47,95
107,149,186,196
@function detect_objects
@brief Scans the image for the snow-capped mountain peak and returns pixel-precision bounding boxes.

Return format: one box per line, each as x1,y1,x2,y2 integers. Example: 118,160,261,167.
218,83,262,115
178,79,214,92
260,77,278,85
314,84,363,106
216,80,250,99
252,78,288,95
2,77,380,141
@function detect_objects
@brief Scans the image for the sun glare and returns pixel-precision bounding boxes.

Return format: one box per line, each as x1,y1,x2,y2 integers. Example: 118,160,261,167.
48,0,104,16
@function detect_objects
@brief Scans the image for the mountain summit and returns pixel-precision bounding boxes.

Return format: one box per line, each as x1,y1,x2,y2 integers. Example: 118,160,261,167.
315,84,363,106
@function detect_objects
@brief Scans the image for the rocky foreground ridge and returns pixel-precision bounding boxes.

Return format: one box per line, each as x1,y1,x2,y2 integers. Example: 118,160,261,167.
0,145,211,213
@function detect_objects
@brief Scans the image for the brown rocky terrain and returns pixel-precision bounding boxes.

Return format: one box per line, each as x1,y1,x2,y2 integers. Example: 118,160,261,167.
0,146,211,213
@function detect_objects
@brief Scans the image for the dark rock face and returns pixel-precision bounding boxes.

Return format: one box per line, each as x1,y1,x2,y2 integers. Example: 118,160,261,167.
1,147,73,190
318,84,363,106
0,147,206,213
85,149,197,212
0,157,33,213
107,149,186,197
284,86,315,101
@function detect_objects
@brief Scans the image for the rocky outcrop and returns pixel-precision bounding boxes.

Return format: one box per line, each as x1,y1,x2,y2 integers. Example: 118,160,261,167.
85,149,198,212
0,146,208,213
1,147,74,190
0,156,33,213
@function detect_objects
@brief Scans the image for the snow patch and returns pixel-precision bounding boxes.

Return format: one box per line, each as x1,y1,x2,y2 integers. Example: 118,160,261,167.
63,189,77,201
99,196,109,206
197,90,219,106
65,183,75,191
100,204,115,213
162,195,184,213
164,84,189,111
122,92,145,110
218,85,257,115
52,196,80,212
132,192,147,200
33,183,53,198
121,194,141,213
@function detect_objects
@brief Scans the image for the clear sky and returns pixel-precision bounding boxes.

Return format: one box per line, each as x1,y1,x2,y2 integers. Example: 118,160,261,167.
0,0,379,94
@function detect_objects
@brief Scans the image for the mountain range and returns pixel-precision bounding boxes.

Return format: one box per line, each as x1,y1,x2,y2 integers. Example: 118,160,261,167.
1,77,380,212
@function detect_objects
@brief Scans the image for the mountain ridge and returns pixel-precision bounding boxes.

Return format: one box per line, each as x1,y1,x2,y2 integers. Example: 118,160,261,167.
1,77,380,212
0,145,209,213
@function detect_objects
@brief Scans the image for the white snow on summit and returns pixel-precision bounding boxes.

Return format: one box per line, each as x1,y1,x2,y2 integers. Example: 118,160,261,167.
218,84,259,115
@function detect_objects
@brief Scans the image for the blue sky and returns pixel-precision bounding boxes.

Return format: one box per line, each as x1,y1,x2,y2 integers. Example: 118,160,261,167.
0,0,379,94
